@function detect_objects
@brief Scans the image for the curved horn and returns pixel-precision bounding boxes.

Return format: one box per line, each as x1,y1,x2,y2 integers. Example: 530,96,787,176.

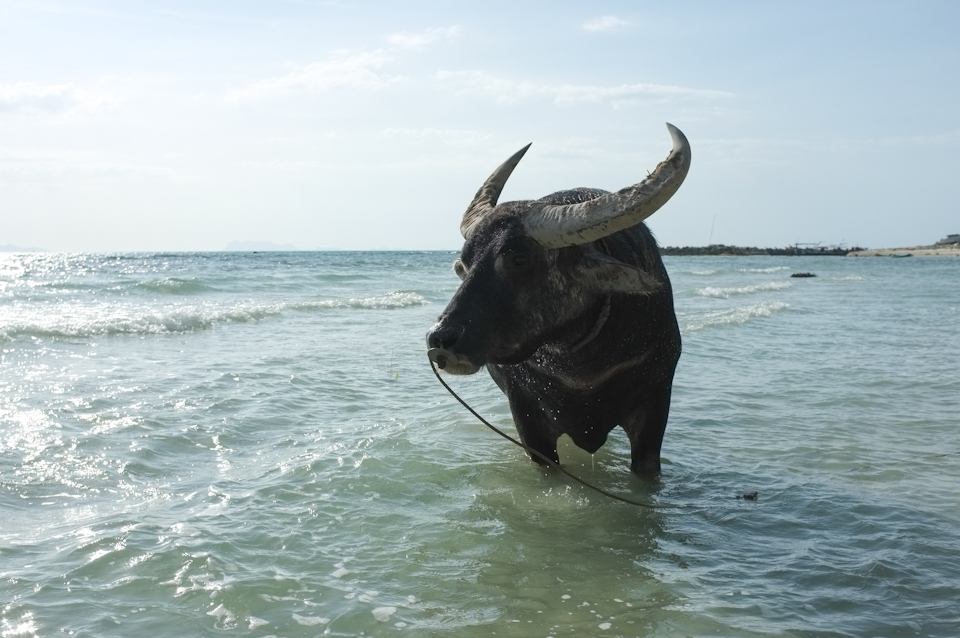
523,123,690,248
460,143,531,240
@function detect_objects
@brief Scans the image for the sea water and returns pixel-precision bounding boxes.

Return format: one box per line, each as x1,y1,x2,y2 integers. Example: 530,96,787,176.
1,251,958,637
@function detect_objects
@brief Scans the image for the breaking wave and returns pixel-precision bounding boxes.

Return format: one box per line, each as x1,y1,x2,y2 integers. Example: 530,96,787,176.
0,292,428,341
134,278,211,295
680,301,790,334
696,281,792,298
0,303,286,340
310,291,427,310
737,266,792,273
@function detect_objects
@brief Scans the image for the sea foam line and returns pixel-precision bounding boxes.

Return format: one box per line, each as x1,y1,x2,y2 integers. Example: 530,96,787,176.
309,291,427,310
737,266,792,273
680,301,790,334
0,292,428,340
696,281,792,298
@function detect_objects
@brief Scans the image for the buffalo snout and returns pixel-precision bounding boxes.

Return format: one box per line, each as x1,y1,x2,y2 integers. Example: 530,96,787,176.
426,322,480,374
426,323,463,351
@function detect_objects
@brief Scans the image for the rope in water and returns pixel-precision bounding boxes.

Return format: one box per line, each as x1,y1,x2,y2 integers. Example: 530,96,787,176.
429,358,669,509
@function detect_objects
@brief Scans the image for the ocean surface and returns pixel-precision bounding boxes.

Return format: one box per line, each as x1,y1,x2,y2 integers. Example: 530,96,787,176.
1,251,958,638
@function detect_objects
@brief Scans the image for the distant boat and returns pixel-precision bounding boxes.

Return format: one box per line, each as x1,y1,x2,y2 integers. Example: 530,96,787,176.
891,254,913,258
785,242,850,256
936,234,960,245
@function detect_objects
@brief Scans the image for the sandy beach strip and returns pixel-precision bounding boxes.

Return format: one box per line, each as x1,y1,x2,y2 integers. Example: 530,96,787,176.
848,245,960,257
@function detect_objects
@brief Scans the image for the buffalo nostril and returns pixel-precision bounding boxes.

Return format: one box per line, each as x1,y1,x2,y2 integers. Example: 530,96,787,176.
427,325,462,350
438,330,457,349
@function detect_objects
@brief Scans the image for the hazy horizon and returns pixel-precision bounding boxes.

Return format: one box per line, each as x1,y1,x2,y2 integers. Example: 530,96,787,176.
3,237,953,254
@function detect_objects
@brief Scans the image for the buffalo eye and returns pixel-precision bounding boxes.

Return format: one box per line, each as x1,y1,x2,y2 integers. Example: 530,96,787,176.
503,250,529,272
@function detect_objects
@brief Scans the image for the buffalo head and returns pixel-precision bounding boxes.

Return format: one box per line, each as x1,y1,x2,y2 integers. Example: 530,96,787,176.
427,124,690,376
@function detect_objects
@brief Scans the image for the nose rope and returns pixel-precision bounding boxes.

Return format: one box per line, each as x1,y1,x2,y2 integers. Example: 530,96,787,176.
429,358,670,509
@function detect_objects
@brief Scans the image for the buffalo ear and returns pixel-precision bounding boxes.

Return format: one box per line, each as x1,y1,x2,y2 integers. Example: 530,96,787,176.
452,258,467,281
572,251,661,294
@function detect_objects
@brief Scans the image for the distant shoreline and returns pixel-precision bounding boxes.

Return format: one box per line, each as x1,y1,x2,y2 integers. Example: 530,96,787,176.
660,244,960,257
660,244,853,256
3,245,958,256
847,245,960,257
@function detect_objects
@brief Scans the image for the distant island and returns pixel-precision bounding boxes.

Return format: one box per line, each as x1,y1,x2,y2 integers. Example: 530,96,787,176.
662,240,960,257
224,241,302,251
660,244,861,256
0,244,46,252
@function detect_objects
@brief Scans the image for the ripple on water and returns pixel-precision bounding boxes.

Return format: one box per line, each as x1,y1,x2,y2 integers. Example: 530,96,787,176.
1,252,958,637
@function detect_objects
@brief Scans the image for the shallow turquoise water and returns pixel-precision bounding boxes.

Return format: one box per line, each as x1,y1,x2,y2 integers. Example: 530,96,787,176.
1,251,958,637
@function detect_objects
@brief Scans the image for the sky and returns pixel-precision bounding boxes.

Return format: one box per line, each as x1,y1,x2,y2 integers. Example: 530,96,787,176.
1,0,958,252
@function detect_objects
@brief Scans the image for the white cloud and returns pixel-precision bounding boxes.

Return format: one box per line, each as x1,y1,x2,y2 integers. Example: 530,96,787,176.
0,150,185,182
0,81,114,117
387,26,461,50
879,129,960,146
226,50,396,102
695,130,960,165
582,15,630,33
381,127,491,144
436,71,732,107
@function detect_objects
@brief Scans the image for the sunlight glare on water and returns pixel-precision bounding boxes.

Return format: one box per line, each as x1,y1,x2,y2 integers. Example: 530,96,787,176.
1,251,958,637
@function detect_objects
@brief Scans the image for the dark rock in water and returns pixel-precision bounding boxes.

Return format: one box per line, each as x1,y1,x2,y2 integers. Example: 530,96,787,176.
736,491,759,501
791,272,816,278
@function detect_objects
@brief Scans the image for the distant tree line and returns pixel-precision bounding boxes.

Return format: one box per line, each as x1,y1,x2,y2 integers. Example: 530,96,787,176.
659,244,863,256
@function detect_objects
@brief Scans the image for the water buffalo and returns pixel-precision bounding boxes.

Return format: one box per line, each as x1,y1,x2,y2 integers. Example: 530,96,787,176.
426,124,690,477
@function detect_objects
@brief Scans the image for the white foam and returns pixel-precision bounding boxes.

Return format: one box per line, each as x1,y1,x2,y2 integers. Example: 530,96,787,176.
292,614,329,626
313,291,428,310
248,616,269,629
696,281,792,298
207,604,236,629
680,301,790,334
0,301,284,340
0,291,428,341
738,266,791,273
260,594,298,602
372,606,397,622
